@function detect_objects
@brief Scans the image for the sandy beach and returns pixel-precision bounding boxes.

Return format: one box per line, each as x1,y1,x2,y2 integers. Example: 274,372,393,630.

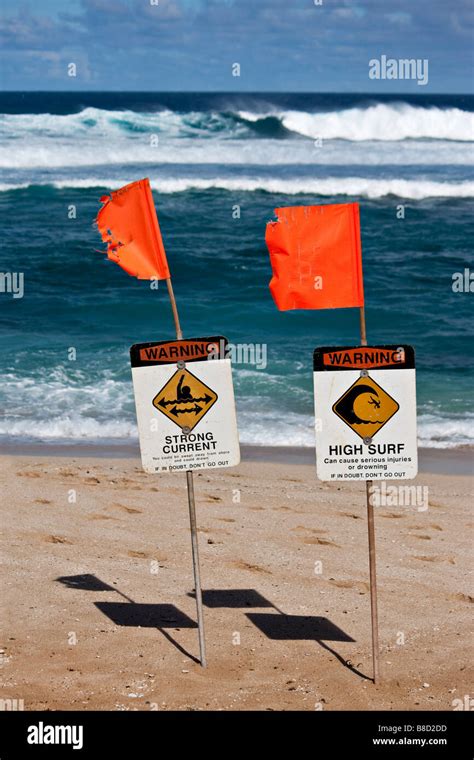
1,450,472,711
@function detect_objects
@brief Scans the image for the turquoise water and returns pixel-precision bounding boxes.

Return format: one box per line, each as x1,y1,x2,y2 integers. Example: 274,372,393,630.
0,92,473,448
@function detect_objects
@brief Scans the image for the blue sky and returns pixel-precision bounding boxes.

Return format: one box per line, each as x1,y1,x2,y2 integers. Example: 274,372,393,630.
0,0,472,92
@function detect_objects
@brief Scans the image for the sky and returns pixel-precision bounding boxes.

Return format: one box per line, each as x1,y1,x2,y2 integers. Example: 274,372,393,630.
0,0,473,92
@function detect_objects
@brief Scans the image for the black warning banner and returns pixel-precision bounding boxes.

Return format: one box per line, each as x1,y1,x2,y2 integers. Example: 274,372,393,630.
130,336,228,368
313,345,415,372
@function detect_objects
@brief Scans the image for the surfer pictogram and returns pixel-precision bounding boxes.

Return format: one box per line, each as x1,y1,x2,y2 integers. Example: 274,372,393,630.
153,369,218,431
332,375,399,440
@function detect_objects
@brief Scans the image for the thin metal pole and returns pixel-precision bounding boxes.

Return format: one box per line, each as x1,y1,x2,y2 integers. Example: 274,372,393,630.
186,471,207,668
166,278,183,340
359,304,367,345
165,275,206,667
366,480,379,684
359,305,380,684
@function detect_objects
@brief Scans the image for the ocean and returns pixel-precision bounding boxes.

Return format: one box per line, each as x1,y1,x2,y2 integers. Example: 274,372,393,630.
0,92,473,450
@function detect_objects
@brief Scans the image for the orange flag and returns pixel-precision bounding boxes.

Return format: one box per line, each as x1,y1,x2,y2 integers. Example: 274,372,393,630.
265,202,364,311
96,178,170,280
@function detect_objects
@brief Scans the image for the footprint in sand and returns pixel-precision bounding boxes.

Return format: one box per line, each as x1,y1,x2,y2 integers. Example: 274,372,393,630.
231,560,271,574
58,470,76,478
450,592,473,604
291,527,338,545
198,526,231,536
127,549,151,559
108,477,143,490
329,578,369,594
86,513,118,522
407,523,443,532
303,537,340,547
292,525,329,535
380,512,407,519
413,555,456,565
127,549,167,561
87,514,118,521
339,512,362,520
110,504,143,515
44,535,73,545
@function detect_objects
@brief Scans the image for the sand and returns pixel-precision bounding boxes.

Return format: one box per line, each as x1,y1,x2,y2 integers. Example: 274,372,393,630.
1,453,472,711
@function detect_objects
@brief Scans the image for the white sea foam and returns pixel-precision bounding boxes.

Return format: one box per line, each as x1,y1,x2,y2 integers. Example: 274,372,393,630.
1,104,472,171
0,138,470,169
0,416,137,441
2,103,472,142
237,413,474,449
1,176,473,199
239,103,474,142
1,372,472,448
0,372,136,441
416,414,474,449
0,411,471,449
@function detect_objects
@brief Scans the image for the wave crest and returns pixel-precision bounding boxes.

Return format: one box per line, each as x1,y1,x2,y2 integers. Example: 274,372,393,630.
260,103,474,142
2,102,473,143
1,176,473,199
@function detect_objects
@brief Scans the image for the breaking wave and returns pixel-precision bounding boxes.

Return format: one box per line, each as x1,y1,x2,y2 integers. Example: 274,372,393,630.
1,103,473,142
239,103,474,142
1,103,472,171
1,369,473,449
1,176,473,198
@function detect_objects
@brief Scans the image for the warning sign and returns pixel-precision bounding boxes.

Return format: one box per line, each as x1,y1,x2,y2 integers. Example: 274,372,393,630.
130,336,240,474
332,375,399,440
314,345,417,481
153,369,218,431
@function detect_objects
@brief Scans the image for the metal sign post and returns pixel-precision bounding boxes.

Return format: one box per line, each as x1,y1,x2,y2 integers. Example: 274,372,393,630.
130,330,239,669
96,181,217,669
314,340,417,684
359,304,380,684
166,277,207,668
185,470,207,668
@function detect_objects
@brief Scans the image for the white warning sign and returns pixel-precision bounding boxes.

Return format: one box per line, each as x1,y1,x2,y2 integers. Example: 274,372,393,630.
130,336,240,473
314,345,418,481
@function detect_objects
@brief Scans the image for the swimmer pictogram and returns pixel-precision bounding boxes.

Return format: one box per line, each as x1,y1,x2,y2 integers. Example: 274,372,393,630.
153,369,218,431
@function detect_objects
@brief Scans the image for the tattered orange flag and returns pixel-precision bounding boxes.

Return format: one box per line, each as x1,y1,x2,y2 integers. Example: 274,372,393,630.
96,178,170,280
265,202,364,311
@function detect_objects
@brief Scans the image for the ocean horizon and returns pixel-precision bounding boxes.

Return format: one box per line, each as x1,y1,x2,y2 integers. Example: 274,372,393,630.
1,91,473,451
